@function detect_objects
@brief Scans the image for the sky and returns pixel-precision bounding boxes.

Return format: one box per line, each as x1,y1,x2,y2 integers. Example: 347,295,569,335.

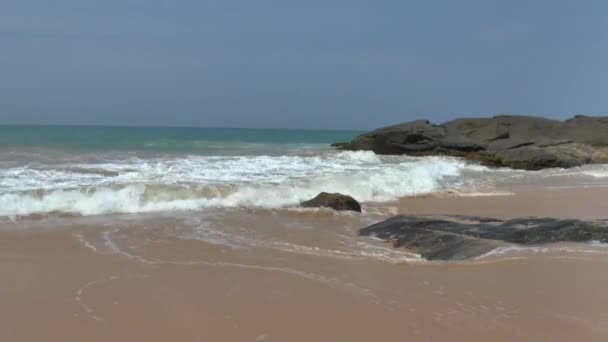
1,0,607,130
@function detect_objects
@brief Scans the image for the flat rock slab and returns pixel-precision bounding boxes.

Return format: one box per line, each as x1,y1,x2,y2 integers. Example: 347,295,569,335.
359,215,608,261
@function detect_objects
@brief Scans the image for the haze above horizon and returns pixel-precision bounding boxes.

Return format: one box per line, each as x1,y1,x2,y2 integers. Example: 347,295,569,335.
2,0,607,130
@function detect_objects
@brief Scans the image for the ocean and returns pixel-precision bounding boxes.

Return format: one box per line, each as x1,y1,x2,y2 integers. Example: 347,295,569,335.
0,125,360,154
3,125,608,219
0,125,487,218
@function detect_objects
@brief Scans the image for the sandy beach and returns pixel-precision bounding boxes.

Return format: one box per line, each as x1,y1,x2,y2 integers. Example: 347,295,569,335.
2,186,608,342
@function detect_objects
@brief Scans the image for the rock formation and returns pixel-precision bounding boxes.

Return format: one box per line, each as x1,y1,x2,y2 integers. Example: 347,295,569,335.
339,115,608,170
359,215,608,260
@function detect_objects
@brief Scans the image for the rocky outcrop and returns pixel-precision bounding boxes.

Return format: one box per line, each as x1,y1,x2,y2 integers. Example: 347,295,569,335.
339,115,608,170
359,215,608,260
301,192,362,212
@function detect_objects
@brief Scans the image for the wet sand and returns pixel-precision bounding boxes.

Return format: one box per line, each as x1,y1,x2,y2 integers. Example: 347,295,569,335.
396,186,608,220
2,187,608,341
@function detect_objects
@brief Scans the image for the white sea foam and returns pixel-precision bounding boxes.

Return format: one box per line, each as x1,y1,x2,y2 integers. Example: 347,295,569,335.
475,243,608,260
0,152,491,217
3,149,608,217
579,170,608,178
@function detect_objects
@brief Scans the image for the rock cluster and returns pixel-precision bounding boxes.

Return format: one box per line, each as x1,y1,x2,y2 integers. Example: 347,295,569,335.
338,115,608,170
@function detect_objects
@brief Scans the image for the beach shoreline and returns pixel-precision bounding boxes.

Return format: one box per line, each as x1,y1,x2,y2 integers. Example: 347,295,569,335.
2,185,608,341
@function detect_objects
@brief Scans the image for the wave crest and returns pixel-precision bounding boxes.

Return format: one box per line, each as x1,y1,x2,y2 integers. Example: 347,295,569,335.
0,152,487,217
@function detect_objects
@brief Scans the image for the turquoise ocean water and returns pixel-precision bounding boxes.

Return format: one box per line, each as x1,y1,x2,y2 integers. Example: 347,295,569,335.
0,125,361,154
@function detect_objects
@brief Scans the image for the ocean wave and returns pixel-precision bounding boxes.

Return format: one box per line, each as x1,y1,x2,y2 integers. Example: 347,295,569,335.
0,152,485,217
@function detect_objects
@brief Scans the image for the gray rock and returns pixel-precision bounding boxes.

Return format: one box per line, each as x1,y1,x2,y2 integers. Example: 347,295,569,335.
301,192,362,212
492,145,584,170
359,215,608,260
339,115,608,170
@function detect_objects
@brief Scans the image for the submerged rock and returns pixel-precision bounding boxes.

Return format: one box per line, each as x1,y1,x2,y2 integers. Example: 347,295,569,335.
359,215,608,261
338,115,608,170
301,192,362,212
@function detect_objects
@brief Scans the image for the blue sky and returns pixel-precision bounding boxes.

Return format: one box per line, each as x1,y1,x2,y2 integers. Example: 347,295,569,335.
1,0,607,129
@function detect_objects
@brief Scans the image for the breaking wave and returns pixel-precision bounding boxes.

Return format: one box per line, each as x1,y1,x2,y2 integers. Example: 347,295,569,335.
0,151,489,217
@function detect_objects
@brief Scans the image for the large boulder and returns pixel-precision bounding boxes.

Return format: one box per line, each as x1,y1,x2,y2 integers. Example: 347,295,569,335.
339,115,608,170
359,215,608,260
301,192,362,212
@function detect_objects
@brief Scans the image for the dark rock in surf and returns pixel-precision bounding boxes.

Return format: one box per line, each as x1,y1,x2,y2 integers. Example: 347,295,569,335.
359,215,608,261
337,115,608,170
301,192,362,212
